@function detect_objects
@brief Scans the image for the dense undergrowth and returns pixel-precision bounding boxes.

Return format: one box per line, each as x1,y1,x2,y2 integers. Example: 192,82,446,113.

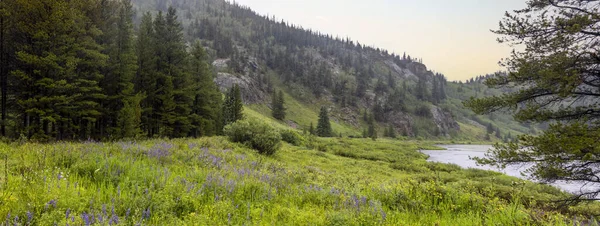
0,134,598,225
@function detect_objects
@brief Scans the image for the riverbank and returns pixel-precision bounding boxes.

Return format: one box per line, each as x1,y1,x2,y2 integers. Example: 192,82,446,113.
0,137,596,225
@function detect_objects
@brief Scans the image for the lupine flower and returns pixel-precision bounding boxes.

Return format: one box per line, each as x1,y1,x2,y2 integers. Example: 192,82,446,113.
102,204,107,216
46,200,57,209
109,215,119,225
13,215,19,226
126,208,131,219
26,211,32,223
142,207,151,220
66,209,70,219
97,214,103,223
82,213,91,226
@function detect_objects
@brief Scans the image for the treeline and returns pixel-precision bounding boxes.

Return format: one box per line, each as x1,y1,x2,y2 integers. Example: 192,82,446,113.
0,0,230,141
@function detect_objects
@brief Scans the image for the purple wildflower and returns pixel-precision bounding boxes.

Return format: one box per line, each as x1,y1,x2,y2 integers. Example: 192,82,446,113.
142,207,151,220
13,215,19,226
82,213,91,226
26,211,32,223
102,204,107,216
126,208,131,219
109,215,119,225
46,199,57,209
65,209,70,219
97,213,103,223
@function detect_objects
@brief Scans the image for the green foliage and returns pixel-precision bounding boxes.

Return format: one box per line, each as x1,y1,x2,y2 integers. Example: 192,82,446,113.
280,129,304,146
223,84,244,126
464,1,600,202
0,136,591,225
224,119,281,155
271,90,286,120
316,106,332,137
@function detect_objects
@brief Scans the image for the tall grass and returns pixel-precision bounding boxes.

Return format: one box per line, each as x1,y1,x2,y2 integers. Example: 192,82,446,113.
0,137,592,225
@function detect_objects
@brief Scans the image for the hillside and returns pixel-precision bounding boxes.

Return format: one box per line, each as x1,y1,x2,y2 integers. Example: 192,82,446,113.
130,0,531,141
0,122,594,225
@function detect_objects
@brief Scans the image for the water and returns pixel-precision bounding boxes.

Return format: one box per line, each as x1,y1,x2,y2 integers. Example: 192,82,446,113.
422,145,599,195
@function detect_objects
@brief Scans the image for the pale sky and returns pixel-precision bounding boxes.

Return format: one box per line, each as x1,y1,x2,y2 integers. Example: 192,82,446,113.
233,0,526,81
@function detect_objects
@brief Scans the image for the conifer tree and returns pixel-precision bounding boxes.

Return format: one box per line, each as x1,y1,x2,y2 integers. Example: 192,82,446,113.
189,41,223,136
271,90,285,120
10,0,106,140
113,0,141,138
135,12,157,136
316,106,332,137
223,84,243,126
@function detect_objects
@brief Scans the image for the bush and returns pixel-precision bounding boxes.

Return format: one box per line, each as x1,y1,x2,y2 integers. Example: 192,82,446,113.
224,119,281,155
280,130,304,146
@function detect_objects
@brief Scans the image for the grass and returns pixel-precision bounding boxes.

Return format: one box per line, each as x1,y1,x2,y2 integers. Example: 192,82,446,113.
0,136,597,225
246,90,359,137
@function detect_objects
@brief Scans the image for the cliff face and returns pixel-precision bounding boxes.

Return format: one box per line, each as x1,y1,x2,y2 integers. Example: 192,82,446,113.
430,106,460,136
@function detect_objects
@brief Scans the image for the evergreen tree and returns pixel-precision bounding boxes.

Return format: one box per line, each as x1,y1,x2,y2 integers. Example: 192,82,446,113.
271,90,286,120
135,12,158,137
223,84,243,126
164,7,194,138
367,115,377,140
309,122,315,135
113,0,141,139
387,125,396,138
189,41,223,136
316,106,332,137
10,0,106,140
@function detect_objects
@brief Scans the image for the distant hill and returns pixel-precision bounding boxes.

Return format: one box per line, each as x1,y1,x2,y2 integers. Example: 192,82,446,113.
131,0,533,141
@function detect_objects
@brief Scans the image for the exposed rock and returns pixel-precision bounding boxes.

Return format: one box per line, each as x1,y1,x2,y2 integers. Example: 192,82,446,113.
386,111,414,136
430,106,460,135
407,62,428,76
214,72,267,104
212,59,230,72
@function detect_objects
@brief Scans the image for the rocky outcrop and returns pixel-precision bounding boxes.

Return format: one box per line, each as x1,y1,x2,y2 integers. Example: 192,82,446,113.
386,111,414,136
213,72,267,104
430,106,460,135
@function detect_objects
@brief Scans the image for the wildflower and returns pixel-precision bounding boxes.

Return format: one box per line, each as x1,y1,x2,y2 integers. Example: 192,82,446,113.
82,213,91,226
109,215,119,225
66,209,70,219
13,215,19,226
142,207,151,220
26,211,32,223
126,208,131,219
46,199,57,209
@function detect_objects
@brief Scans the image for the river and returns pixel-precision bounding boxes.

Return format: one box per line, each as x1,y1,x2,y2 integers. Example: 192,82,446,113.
422,145,599,195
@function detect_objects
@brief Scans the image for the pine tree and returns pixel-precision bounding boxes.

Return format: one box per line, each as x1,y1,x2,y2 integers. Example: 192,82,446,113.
165,7,193,138
135,12,158,137
10,0,106,140
316,106,332,137
189,41,223,136
271,90,285,120
309,122,315,135
113,0,141,139
223,84,243,126
367,115,377,140
387,125,396,138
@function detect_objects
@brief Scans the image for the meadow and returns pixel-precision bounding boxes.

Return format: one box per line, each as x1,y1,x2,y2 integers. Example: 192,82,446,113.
0,135,597,225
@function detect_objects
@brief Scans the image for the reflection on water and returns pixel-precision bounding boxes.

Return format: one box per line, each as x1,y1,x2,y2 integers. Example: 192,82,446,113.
422,145,599,195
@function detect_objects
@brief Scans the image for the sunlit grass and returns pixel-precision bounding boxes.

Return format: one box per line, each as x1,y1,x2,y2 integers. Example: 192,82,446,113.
0,136,592,225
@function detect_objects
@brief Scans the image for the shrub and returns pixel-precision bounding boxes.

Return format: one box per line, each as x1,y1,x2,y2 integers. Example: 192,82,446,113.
280,129,304,146
224,119,282,155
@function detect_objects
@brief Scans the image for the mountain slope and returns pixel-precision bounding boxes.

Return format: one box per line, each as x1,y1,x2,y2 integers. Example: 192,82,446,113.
131,0,529,141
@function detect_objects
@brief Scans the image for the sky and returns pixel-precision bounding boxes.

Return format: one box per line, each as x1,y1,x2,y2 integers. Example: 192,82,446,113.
232,0,526,81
